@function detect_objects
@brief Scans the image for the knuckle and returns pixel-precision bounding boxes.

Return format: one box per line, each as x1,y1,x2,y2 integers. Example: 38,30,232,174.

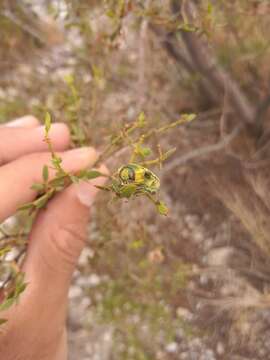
19,153,50,181
20,152,47,170
25,114,39,123
0,151,7,166
25,152,48,164
47,224,87,270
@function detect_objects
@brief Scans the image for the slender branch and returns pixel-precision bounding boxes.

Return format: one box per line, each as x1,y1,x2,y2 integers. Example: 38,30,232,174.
164,125,241,172
0,9,46,44
137,0,152,109
150,25,195,74
254,90,270,127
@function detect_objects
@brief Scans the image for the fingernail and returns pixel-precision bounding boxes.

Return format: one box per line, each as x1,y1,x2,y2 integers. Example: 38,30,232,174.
60,147,99,174
6,115,39,128
65,147,98,163
35,122,68,136
34,122,70,150
75,166,108,207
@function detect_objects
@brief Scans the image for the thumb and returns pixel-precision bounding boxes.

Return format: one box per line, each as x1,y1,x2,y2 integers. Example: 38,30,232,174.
22,165,108,304
0,169,108,357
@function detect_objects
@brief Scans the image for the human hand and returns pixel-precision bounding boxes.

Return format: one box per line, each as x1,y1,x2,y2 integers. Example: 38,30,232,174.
0,116,107,360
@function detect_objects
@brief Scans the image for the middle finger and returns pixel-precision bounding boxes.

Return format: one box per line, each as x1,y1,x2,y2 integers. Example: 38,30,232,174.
0,123,70,165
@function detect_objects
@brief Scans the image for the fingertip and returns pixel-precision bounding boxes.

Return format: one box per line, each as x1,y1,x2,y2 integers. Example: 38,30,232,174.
5,115,40,128
61,146,98,170
99,164,110,176
74,164,109,208
50,123,71,150
35,122,71,150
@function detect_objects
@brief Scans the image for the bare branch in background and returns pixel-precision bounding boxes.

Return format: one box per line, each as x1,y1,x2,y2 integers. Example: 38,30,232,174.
0,0,47,45
137,0,152,110
164,125,241,172
151,26,195,74
151,25,220,103
1,10,45,44
218,80,245,161
169,0,256,126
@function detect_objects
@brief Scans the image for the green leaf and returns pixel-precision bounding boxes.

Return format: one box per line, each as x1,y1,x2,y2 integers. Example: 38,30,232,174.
162,147,176,161
0,246,11,257
106,9,116,18
207,2,213,15
137,112,146,127
83,170,103,180
69,175,79,183
49,176,65,189
92,65,103,81
64,74,74,85
129,239,144,250
94,185,111,192
156,201,169,216
0,273,28,314
179,23,197,32
51,155,63,168
42,165,49,182
14,281,27,298
34,194,50,209
14,273,27,298
31,183,45,192
0,318,7,326
44,112,51,134
139,146,151,158
0,298,14,312
18,202,34,211
181,113,196,122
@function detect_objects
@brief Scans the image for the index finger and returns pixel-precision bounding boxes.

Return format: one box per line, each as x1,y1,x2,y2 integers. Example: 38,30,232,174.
0,147,98,222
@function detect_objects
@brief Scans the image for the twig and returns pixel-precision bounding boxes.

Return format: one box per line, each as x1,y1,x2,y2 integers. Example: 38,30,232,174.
150,25,195,73
137,0,152,109
219,82,230,140
1,9,46,45
218,79,244,161
164,125,241,172
253,89,270,128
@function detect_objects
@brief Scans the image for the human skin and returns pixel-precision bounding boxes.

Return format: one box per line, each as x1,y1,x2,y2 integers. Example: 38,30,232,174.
0,115,107,360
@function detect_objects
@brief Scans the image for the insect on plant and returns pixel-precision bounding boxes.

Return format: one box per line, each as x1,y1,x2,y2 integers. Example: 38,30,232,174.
97,162,166,213
118,163,160,195
17,109,196,217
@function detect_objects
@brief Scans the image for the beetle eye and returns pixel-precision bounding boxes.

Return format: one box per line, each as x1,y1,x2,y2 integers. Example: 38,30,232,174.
144,171,151,179
128,168,135,181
